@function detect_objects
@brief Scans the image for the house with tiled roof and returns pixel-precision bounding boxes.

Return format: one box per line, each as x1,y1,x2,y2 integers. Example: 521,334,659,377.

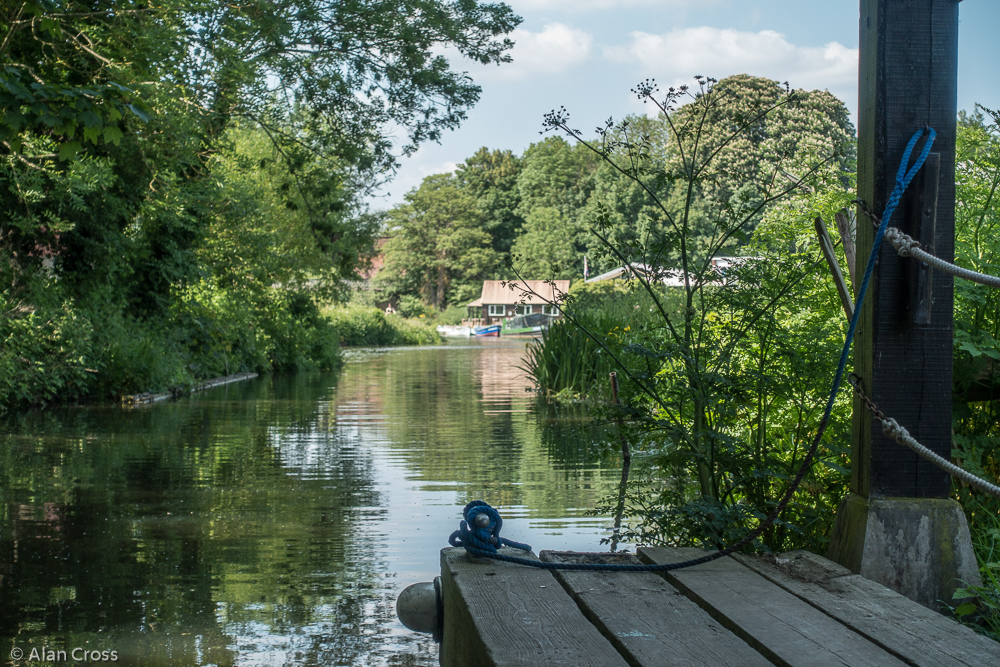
467,280,570,324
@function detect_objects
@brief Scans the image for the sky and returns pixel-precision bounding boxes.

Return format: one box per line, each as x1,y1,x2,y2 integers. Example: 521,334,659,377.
369,0,1000,210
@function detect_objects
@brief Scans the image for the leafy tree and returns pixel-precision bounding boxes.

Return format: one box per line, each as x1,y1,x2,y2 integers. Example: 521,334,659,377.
455,147,523,258
379,173,495,309
181,0,521,168
0,0,522,407
578,114,678,276
509,206,579,280
512,136,599,278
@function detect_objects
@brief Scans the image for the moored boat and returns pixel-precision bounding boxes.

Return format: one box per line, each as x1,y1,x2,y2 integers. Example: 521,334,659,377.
473,325,501,337
436,325,474,337
500,313,557,337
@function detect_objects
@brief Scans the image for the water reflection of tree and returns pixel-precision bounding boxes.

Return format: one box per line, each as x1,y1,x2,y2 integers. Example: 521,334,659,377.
0,373,400,666
341,343,622,519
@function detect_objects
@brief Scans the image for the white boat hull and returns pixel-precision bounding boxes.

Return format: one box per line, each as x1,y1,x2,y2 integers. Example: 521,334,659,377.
436,325,474,337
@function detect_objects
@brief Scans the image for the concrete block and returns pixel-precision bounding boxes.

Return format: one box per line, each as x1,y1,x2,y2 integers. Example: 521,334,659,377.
827,493,981,611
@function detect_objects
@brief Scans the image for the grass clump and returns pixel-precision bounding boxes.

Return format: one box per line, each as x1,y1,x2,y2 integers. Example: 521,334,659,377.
521,314,621,400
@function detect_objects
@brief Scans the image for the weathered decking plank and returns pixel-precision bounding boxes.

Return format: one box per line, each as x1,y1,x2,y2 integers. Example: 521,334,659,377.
540,551,772,667
639,547,909,667
732,550,1000,667
440,547,630,667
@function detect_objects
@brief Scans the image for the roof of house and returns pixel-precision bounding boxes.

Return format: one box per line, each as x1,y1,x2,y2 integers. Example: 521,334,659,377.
586,263,693,287
467,280,571,307
586,262,655,283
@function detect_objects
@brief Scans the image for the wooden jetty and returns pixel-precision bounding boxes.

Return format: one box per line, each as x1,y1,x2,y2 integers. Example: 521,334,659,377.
438,546,999,667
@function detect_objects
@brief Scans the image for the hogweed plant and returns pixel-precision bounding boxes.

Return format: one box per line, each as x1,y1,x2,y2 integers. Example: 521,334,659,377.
519,75,858,552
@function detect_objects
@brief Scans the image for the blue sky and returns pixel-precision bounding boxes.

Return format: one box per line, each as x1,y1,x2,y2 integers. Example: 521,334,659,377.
370,0,999,209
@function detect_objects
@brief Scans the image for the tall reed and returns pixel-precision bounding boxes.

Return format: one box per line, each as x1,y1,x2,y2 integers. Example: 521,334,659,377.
521,314,621,399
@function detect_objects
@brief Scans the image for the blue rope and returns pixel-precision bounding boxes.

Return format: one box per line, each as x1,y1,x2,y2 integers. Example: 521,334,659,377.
448,128,937,572
448,501,532,554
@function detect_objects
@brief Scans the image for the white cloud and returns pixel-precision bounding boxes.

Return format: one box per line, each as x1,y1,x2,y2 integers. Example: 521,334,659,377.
488,23,593,81
421,161,459,177
606,27,858,102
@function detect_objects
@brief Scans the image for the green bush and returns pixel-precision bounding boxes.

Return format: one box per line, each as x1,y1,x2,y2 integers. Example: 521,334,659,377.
323,304,440,346
396,294,435,319
435,304,468,325
0,299,96,408
172,282,342,376
952,495,1000,641
262,291,342,372
521,313,624,400
390,315,443,345
88,307,192,397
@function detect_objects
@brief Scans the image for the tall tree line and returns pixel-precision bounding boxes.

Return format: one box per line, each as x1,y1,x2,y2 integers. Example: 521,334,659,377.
376,74,854,311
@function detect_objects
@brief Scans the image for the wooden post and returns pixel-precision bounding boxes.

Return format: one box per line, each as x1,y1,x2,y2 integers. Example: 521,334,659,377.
854,0,956,500
827,0,980,610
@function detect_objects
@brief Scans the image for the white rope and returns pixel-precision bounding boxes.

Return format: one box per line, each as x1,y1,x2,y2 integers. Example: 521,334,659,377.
880,416,1000,498
884,227,1000,288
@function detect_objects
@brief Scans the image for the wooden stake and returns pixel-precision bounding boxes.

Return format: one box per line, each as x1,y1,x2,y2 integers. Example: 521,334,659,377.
814,216,855,321
609,372,631,553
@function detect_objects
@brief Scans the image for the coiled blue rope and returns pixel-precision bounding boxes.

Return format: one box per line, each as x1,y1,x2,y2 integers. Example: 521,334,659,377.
449,128,937,572
448,501,533,554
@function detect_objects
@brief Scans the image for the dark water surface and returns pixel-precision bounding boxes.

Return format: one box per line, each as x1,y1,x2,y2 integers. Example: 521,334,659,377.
1,339,627,666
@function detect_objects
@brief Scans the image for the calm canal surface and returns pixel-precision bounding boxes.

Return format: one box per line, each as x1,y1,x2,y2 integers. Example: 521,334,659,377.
1,339,628,666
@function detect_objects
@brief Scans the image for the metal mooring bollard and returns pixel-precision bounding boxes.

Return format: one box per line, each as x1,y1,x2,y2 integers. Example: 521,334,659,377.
396,576,443,642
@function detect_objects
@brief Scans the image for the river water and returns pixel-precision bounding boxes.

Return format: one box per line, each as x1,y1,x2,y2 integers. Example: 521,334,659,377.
1,339,628,666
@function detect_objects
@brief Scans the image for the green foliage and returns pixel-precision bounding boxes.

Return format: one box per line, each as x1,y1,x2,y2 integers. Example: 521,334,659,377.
510,206,581,279
395,295,434,319
456,147,524,257
521,314,622,400
950,105,1000,639
87,306,193,396
173,281,342,375
323,305,440,347
379,173,497,309
435,304,469,325
951,496,1000,641
510,136,599,279
0,0,155,158
1,0,518,409
953,106,1000,407
0,296,95,407
534,75,855,553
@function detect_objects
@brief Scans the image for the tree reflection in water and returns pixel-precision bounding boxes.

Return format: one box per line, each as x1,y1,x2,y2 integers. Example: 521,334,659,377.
1,341,623,665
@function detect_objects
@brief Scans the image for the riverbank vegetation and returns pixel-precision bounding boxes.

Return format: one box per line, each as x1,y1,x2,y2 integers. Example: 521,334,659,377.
512,81,1000,636
518,76,856,557
1,0,519,410
323,305,440,347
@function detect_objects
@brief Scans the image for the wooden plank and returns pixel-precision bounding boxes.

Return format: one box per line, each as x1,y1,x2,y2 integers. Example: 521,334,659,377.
639,547,909,667
834,210,857,291
439,547,630,667
540,551,772,667
123,372,258,406
732,550,1000,667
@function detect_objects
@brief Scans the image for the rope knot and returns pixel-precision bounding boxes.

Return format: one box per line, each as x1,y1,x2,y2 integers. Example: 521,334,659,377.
448,501,532,558
881,417,910,443
883,227,921,257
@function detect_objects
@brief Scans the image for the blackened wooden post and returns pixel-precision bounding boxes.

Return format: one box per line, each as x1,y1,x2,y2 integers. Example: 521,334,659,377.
827,0,980,610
